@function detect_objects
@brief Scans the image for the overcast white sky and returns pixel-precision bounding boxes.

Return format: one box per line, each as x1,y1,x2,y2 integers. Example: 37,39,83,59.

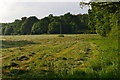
0,0,90,23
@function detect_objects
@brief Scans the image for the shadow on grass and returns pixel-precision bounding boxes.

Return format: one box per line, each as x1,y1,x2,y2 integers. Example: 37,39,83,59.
2,68,97,79
2,67,119,79
2,40,40,48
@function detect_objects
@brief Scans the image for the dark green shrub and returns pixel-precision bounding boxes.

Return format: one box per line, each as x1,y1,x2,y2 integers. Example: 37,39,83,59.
58,34,64,37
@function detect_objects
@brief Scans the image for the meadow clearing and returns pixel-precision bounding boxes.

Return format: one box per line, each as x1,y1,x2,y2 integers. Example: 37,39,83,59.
1,34,119,79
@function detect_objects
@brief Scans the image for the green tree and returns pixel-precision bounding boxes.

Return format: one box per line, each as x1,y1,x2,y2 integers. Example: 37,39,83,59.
4,26,13,35
87,2,120,36
48,21,60,34
31,17,51,34
1,13,90,35
20,16,39,34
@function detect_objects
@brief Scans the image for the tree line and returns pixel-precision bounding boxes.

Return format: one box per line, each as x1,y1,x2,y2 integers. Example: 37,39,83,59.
1,13,90,35
87,1,120,37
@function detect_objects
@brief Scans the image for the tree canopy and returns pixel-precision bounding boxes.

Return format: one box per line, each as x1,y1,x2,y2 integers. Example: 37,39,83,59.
87,2,120,37
1,13,90,35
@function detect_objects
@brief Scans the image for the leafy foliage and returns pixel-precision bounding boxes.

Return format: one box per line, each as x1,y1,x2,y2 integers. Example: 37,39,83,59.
48,21,60,34
88,2,120,37
1,13,89,35
4,25,13,35
20,16,39,34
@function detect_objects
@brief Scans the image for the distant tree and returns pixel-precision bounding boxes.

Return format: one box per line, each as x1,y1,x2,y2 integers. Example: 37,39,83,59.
20,16,39,34
4,26,13,35
49,14,53,17
12,19,25,35
48,21,60,34
70,22,79,34
0,24,2,35
32,21,46,34
15,19,20,22
1,13,90,35
62,12,72,24
31,17,51,34
21,17,27,21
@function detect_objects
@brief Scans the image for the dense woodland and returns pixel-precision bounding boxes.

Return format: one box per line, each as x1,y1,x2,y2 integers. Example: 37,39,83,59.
0,2,120,37
0,13,89,35
87,2,120,37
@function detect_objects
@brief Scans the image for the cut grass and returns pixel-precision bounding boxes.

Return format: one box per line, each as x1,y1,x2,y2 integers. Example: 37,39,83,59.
2,34,119,79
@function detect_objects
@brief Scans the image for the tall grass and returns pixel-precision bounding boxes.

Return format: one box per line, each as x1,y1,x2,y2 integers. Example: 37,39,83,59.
85,36,119,78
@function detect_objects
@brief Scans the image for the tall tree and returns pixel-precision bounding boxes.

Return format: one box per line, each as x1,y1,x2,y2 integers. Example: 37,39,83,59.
20,16,39,34
87,2,120,36
48,21,61,34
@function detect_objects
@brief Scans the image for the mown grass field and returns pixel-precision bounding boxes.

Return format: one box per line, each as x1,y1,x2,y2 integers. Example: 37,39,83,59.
1,34,119,79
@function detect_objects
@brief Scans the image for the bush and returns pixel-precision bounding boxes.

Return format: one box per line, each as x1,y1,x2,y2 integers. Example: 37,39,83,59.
58,34,64,37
